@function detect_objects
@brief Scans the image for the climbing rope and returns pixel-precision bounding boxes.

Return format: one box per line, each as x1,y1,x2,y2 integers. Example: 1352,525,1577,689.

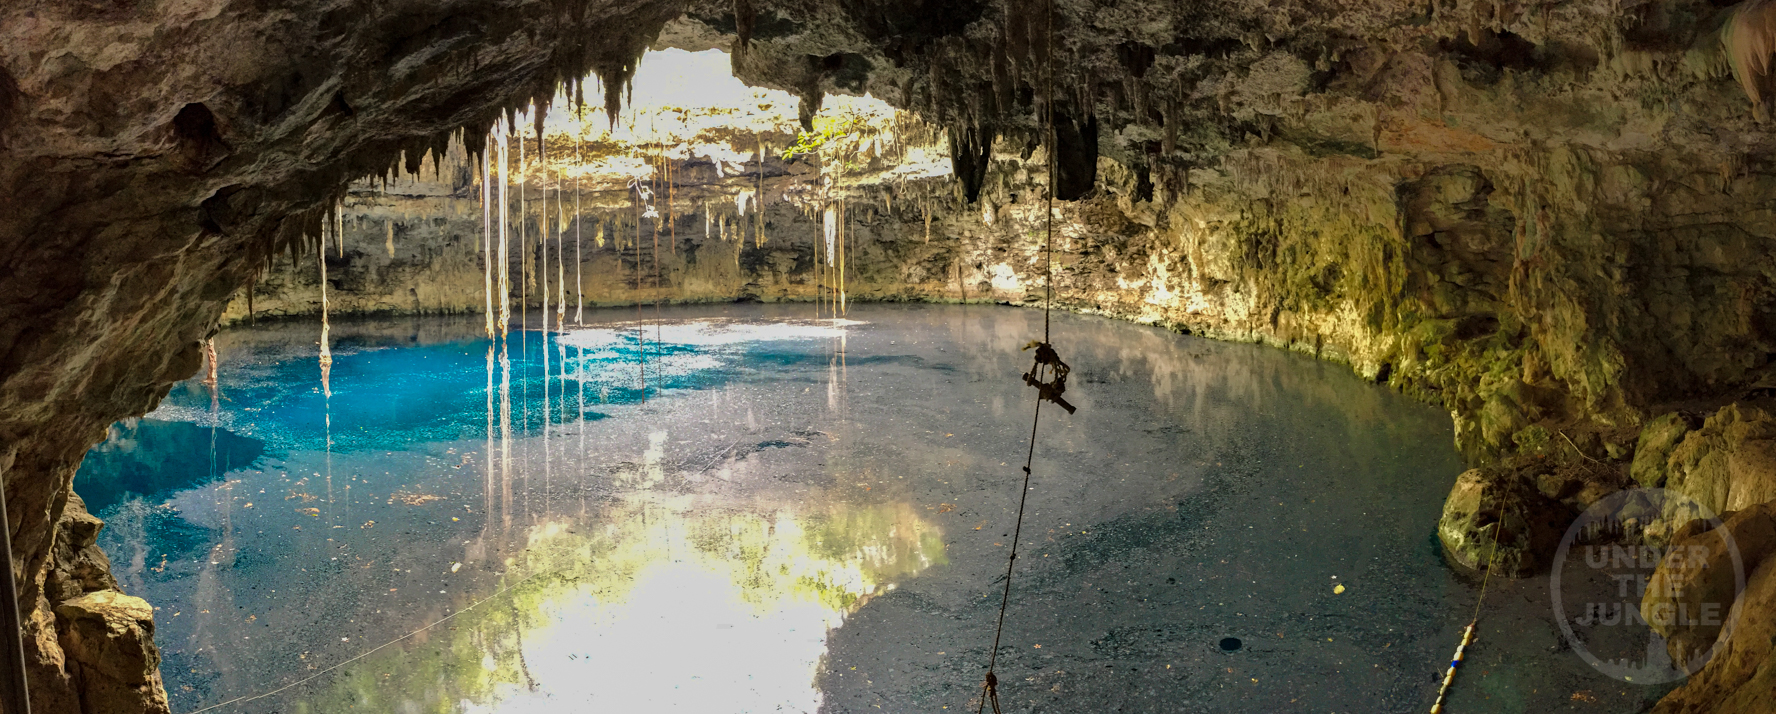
1429,505,1504,714
977,1,1068,711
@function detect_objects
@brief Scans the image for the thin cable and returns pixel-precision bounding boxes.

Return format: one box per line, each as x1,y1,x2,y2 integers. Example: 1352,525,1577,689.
1041,0,1056,346
1469,509,1502,624
181,570,547,714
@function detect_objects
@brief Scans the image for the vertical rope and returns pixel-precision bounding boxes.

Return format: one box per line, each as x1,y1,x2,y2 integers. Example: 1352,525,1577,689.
1041,0,1056,345
520,121,528,336
979,2,1061,712
575,131,583,326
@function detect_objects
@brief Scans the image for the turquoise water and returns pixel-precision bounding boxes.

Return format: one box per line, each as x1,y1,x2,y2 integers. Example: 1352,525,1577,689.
74,305,1658,713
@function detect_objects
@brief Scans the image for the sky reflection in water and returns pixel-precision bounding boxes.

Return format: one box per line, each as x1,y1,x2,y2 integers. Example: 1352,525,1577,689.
80,310,935,713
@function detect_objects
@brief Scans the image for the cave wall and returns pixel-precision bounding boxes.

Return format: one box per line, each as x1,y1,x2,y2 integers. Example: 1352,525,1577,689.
257,130,1776,468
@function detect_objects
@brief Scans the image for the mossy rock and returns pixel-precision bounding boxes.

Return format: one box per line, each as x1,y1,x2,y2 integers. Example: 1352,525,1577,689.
1438,466,1579,577
1630,412,1694,488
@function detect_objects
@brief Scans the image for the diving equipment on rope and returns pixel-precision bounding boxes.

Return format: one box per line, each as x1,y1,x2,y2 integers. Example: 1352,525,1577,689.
1020,340,1074,415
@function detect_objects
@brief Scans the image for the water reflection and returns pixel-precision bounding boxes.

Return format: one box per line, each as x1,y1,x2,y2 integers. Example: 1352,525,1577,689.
75,419,263,513
76,305,1594,712
291,496,942,714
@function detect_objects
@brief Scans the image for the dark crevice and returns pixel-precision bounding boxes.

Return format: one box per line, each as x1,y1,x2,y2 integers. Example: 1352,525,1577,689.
171,102,230,174
950,125,995,203
0,64,19,149
1053,105,1098,200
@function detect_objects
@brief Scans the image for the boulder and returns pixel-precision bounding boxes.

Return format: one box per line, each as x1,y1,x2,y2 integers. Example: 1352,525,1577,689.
1653,544,1776,714
1664,404,1776,515
1631,412,1695,488
44,492,118,604
1438,466,1577,576
52,591,171,714
1641,502,1776,671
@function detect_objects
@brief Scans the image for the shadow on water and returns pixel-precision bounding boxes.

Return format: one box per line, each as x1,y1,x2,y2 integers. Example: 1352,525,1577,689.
75,418,265,513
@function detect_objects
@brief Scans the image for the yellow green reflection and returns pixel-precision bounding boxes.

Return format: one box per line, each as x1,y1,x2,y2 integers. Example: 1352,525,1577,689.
295,494,945,713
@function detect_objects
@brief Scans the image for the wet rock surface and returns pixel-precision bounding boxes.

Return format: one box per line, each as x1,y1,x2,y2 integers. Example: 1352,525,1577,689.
1650,539,1776,714
1437,466,1579,577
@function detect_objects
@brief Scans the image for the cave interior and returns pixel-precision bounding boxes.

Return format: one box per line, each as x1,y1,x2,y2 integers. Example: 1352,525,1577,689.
9,0,1776,712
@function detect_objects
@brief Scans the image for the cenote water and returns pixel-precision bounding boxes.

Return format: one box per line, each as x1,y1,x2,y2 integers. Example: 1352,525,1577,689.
77,304,1662,713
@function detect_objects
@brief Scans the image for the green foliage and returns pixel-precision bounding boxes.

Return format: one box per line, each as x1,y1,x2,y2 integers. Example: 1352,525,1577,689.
778,110,879,165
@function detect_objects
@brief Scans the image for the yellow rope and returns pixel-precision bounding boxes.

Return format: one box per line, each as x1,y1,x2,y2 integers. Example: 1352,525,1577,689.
1430,504,1505,714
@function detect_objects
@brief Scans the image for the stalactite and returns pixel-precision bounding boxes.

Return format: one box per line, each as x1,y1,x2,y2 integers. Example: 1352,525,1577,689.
823,203,837,266
318,220,333,398
668,146,677,258
839,198,847,315
814,201,823,317
520,122,529,333
634,182,643,292
498,120,512,336
556,168,565,326
652,148,660,295
540,146,550,334
756,135,766,248
201,338,218,388
574,130,584,325
483,133,495,339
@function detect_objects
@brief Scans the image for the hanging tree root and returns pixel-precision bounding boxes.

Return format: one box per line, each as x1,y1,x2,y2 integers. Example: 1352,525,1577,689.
1022,340,1076,414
